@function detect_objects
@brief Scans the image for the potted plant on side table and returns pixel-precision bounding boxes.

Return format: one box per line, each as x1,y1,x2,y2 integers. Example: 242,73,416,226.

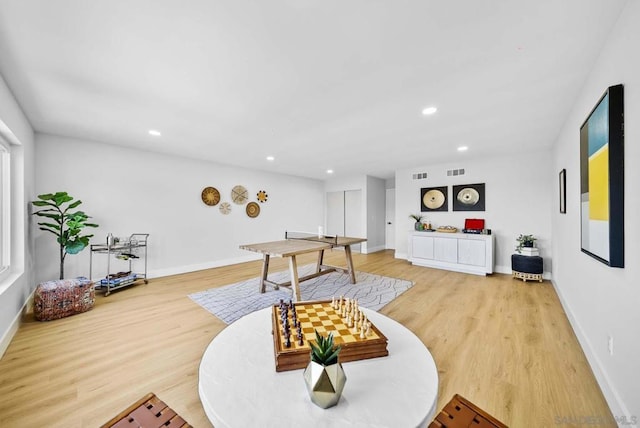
515,234,536,254
303,330,346,409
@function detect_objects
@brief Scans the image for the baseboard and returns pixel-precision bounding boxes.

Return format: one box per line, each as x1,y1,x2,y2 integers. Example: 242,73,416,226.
550,279,628,420
395,251,408,260
362,245,386,254
147,254,262,279
0,288,35,359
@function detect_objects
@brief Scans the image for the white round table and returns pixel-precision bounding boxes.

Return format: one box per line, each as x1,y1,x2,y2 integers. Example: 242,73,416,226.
199,307,439,428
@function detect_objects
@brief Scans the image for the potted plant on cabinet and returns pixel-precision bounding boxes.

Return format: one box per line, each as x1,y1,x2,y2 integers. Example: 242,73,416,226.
409,213,423,231
515,234,536,254
303,330,346,409
32,192,99,279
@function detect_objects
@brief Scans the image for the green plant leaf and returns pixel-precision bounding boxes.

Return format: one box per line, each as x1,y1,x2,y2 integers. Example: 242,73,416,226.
65,240,87,254
37,222,61,230
32,200,56,207
66,200,82,210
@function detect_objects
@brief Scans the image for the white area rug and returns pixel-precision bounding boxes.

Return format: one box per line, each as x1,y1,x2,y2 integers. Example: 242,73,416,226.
189,264,413,324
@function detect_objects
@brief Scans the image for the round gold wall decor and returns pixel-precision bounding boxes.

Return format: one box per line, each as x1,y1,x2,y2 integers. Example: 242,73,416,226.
201,187,220,206
231,185,248,204
423,189,445,210
219,202,232,215
246,202,260,218
257,190,268,203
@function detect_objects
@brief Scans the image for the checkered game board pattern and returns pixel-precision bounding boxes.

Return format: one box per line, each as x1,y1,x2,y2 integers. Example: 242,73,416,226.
275,301,381,352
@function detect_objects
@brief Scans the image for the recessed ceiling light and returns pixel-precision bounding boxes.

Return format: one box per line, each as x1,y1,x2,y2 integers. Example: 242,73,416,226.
457,146,468,152
266,156,275,161
326,169,334,174
422,107,437,116
148,129,161,136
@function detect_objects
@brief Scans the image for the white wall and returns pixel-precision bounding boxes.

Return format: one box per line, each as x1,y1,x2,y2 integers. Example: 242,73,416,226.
395,151,553,275
0,73,35,357
34,134,325,283
551,0,640,419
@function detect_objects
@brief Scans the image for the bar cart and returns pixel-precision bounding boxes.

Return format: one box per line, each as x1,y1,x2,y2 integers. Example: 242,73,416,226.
90,233,149,296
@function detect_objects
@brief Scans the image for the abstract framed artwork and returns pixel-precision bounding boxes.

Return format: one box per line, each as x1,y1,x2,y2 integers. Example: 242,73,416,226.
559,169,566,214
421,186,448,212
452,183,485,211
579,84,624,268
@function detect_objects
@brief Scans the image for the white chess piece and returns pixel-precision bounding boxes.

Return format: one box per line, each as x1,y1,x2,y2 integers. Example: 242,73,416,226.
360,326,366,339
366,322,371,336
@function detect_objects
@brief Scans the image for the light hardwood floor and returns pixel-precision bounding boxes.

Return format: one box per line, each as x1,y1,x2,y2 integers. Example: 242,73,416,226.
0,250,614,427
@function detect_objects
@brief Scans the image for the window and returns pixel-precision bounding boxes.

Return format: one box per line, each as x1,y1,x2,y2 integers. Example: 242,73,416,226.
0,137,9,281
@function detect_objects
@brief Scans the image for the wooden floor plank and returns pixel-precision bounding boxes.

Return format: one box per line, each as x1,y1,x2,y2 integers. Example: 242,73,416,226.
0,250,613,427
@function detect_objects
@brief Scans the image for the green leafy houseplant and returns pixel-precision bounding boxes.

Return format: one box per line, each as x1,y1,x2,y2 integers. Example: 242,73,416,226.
409,214,424,231
32,192,99,279
516,234,536,253
309,330,342,366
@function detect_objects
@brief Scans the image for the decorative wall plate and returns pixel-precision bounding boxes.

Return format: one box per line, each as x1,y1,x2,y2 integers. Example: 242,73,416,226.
246,202,260,218
453,183,485,211
231,185,248,204
420,186,448,212
201,187,220,206
219,202,232,215
257,190,268,203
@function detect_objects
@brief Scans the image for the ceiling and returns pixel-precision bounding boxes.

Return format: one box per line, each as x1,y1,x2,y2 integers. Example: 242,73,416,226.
0,0,628,180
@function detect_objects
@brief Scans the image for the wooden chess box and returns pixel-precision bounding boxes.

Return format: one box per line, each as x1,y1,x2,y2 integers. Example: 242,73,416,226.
271,299,389,372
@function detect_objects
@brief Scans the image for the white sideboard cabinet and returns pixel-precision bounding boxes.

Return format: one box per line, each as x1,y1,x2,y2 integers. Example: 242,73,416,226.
408,231,494,276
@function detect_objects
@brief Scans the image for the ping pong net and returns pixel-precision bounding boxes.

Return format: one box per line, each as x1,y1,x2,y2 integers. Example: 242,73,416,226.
285,231,339,245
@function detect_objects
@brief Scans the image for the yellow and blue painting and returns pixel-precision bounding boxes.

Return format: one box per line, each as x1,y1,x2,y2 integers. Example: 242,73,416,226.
581,93,610,261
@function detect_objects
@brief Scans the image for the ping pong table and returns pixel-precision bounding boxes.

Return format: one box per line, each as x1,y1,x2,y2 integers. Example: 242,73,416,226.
239,232,367,301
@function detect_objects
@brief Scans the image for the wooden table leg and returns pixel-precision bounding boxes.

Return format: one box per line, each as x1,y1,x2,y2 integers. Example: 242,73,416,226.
316,249,325,273
344,245,356,284
260,254,270,293
289,256,301,301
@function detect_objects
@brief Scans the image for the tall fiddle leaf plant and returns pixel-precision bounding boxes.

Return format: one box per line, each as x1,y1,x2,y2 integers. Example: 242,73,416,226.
32,192,99,279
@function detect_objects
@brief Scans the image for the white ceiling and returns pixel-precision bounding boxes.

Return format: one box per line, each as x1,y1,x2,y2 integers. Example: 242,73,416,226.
0,0,628,180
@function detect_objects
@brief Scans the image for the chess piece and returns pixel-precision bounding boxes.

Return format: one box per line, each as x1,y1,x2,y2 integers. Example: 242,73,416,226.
365,322,371,336
360,326,366,339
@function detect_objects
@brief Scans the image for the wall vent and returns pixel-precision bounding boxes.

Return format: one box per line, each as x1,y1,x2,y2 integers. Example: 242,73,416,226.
412,172,428,180
446,168,465,177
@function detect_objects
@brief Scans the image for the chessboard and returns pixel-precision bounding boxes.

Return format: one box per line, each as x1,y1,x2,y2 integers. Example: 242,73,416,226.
271,298,389,372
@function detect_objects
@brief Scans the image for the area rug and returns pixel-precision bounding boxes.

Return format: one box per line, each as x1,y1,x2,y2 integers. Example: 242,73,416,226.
189,264,413,324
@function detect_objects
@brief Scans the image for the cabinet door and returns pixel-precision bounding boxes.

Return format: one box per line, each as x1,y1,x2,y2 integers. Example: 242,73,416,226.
434,237,457,263
458,239,486,266
412,236,434,259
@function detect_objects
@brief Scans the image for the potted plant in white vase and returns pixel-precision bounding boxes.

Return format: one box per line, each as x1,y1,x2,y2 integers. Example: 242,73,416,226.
303,330,346,409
